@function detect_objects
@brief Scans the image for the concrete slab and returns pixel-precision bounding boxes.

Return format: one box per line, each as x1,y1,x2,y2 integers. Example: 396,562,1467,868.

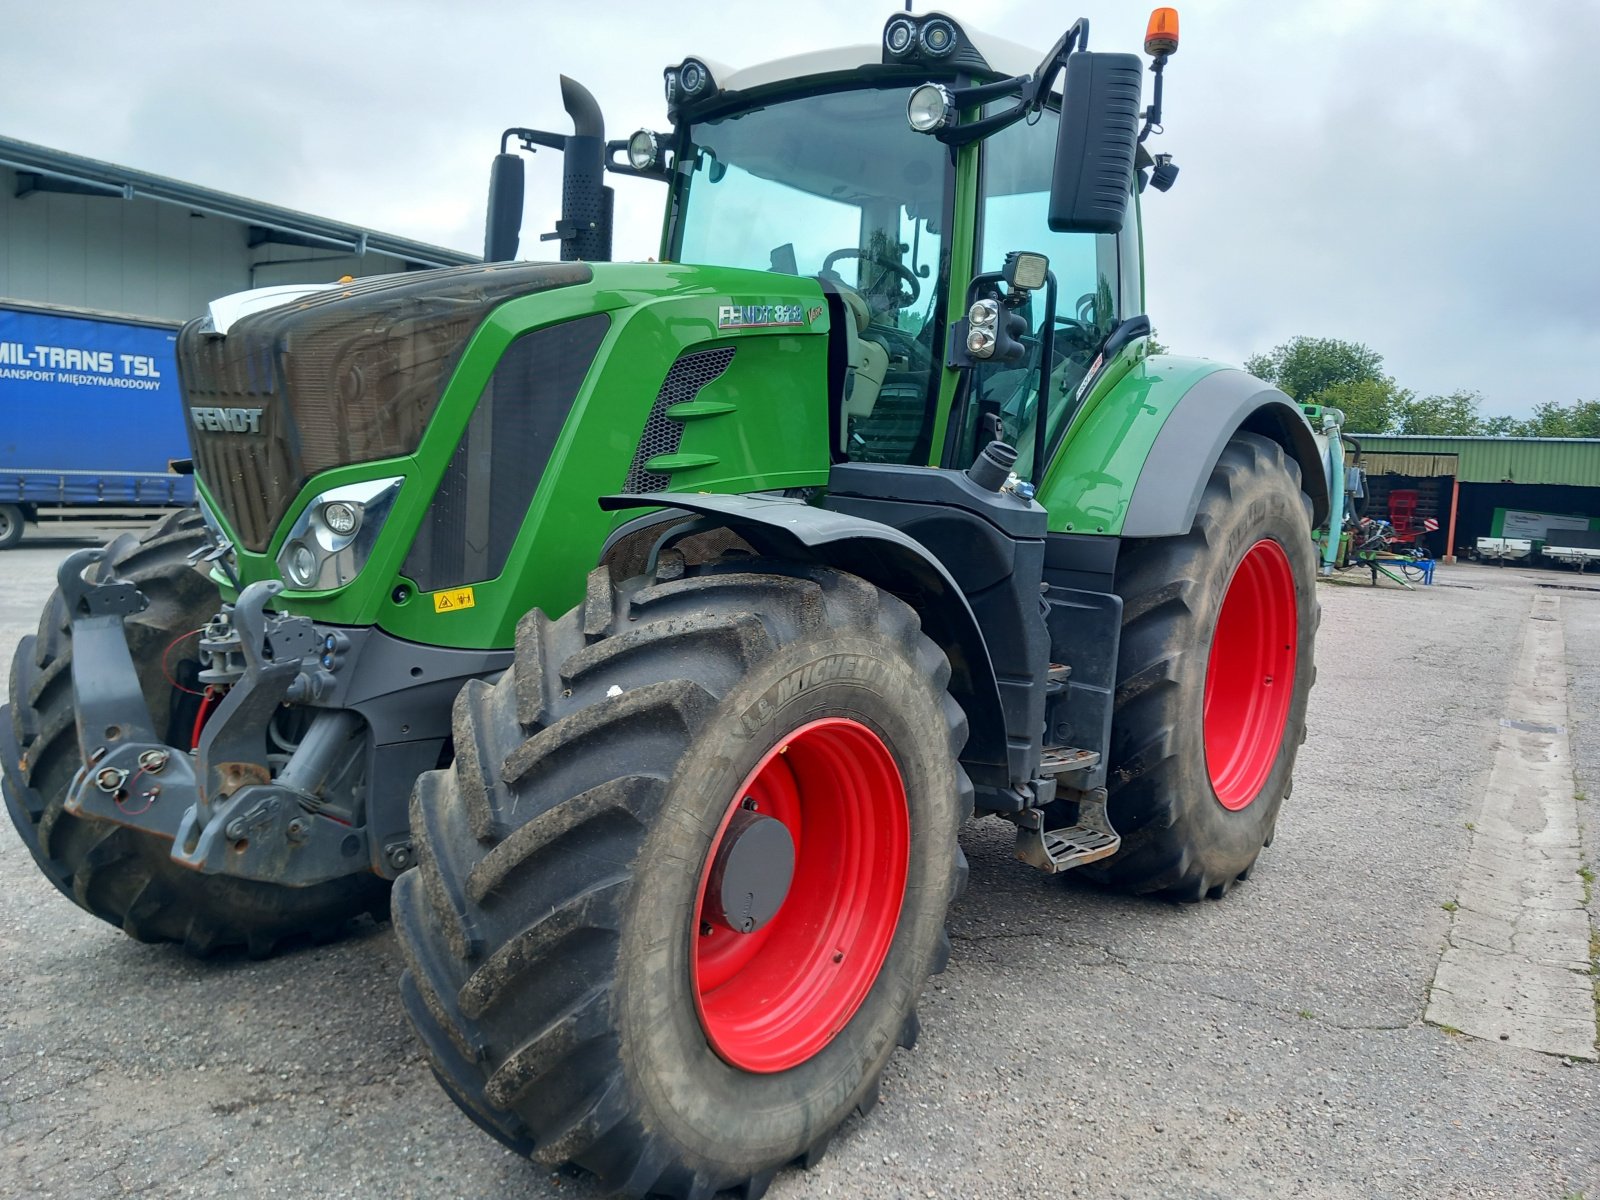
1426,593,1598,1060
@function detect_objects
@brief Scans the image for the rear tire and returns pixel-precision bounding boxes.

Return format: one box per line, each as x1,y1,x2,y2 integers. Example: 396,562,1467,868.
395,557,970,1198
0,503,24,550
1091,432,1318,900
3,509,387,955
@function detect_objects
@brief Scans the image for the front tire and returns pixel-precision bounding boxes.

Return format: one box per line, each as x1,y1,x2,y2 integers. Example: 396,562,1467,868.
3,509,388,955
395,558,970,1198
1091,432,1318,900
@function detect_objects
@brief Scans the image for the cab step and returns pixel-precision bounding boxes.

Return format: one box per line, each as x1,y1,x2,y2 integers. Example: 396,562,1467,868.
1038,745,1101,777
1013,788,1121,874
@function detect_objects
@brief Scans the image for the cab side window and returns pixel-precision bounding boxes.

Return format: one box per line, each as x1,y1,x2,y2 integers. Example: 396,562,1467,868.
964,108,1142,475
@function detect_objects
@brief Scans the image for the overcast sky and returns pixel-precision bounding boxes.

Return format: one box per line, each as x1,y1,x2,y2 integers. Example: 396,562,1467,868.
4,0,1596,417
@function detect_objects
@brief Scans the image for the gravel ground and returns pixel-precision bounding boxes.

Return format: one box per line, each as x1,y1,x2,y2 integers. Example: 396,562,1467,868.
2,526,1597,1200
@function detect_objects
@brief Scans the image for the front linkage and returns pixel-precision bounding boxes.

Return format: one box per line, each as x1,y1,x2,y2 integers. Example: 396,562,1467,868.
48,545,510,893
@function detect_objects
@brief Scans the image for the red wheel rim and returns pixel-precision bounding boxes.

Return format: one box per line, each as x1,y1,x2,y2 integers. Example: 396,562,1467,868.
1203,538,1298,811
692,717,910,1073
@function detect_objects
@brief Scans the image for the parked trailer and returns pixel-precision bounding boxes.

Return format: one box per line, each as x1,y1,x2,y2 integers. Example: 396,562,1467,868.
0,300,194,548
1476,536,1533,563
1541,527,1600,573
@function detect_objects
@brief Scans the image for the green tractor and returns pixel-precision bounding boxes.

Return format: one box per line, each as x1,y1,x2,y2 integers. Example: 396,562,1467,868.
2,7,1327,1196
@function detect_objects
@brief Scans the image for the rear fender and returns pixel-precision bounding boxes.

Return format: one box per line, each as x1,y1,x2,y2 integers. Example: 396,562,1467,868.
598,493,1006,769
1122,368,1329,536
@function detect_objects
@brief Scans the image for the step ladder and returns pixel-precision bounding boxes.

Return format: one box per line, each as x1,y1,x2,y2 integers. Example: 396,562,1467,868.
1014,785,1121,874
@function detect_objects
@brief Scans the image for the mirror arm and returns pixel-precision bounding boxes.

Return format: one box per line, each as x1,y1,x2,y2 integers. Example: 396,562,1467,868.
938,18,1090,147
502,126,567,154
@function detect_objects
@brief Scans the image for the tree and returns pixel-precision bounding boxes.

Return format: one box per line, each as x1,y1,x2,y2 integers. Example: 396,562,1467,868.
1313,377,1407,434
1481,414,1518,437
1244,336,1385,401
1395,389,1486,436
1511,398,1600,438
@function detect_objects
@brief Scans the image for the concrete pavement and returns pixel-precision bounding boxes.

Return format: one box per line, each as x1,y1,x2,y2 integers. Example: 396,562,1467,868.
1,528,1596,1199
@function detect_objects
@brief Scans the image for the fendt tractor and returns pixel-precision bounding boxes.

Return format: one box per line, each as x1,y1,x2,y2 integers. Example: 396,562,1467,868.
3,8,1328,1197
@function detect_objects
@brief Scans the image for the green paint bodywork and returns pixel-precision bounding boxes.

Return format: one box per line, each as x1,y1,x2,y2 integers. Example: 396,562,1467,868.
1035,352,1227,534
210,264,833,649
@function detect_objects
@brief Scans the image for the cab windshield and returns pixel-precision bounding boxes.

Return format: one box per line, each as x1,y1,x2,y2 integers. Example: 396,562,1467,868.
673,86,951,464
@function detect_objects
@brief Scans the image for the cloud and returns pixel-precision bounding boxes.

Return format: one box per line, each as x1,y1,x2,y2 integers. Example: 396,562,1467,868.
3,0,1592,416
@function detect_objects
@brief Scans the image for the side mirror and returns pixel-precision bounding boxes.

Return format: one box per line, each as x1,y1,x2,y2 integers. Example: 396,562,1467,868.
484,153,525,262
1047,52,1143,234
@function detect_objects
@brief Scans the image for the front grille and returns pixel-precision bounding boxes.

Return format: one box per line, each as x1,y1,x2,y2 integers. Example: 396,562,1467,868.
623,347,735,493
180,262,592,551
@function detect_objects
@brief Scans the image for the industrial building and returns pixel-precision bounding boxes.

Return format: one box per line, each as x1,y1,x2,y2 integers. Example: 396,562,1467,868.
0,135,476,320
1349,433,1600,561
0,136,479,544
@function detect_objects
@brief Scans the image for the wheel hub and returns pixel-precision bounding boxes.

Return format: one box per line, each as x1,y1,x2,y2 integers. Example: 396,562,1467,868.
692,717,910,1073
1204,537,1298,810
705,805,795,934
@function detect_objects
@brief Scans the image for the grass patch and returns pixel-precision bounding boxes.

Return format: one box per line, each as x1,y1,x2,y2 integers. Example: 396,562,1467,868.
1441,900,1459,913
1433,1022,1463,1036
1298,1009,1314,1020
1580,866,1595,907
1591,932,1599,1039
1465,821,1477,832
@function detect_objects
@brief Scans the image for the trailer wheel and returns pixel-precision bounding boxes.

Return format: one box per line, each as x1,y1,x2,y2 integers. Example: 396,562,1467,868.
3,508,387,955
395,558,970,1198
0,503,24,550
1091,432,1318,900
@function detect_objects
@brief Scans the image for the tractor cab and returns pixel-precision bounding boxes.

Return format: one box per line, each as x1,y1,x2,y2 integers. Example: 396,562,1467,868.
494,9,1177,482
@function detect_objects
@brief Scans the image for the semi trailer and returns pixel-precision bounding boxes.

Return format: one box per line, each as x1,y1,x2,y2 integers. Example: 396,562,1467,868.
0,300,193,548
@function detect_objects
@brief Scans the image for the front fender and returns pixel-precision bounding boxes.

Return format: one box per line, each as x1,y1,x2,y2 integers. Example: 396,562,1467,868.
598,492,1006,770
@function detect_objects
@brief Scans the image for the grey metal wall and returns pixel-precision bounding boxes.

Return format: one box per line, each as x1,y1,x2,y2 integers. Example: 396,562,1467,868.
0,165,410,324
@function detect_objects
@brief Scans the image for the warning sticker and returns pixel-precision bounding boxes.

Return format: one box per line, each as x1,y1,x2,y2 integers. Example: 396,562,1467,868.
432,586,477,613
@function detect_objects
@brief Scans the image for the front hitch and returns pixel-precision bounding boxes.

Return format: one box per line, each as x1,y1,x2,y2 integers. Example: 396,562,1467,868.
55,552,373,887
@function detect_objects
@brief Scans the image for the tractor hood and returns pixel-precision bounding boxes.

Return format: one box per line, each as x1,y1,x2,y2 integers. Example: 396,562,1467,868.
178,261,591,552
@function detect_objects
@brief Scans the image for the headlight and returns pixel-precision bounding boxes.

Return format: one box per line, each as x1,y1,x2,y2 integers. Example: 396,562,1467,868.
907,83,954,134
284,541,319,588
321,500,361,537
628,129,660,171
275,476,403,591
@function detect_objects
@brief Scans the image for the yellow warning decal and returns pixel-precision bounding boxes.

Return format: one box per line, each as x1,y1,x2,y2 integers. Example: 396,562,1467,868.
432,586,477,613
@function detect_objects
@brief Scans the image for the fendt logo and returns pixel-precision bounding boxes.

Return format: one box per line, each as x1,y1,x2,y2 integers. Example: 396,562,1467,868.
189,406,264,434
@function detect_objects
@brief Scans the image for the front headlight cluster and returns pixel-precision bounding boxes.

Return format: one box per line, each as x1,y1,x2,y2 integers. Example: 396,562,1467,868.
275,476,403,591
